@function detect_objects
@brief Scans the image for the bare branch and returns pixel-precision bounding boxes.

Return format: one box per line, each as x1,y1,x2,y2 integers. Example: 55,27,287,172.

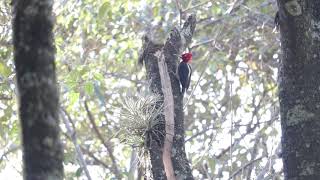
61,109,92,180
184,56,211,109
228,156,264,180
0,94,12,100
105,72,146,85
256,143,281,180
0,144,20,163
225,0,245,14
183,0,213,13
80,146,111,170
190,38,216,49
61,130,111,170
84,101,122,179
174,0,182,26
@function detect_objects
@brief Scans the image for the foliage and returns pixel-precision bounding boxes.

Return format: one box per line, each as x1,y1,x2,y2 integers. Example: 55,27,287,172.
0,0,281,179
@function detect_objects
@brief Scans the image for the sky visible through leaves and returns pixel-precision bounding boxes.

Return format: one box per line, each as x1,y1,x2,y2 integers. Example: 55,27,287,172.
0,0,282,179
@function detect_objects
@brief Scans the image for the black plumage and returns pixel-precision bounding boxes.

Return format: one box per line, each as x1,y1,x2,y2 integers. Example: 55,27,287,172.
178,62,192,95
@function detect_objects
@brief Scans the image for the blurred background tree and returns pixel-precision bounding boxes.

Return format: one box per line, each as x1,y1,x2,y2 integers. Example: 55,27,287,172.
0,0,281,179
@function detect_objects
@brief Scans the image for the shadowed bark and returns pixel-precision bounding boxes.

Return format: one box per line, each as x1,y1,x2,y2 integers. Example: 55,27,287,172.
140,36,167,179
13,0,64,179
139,15,196,179
277,0,320,179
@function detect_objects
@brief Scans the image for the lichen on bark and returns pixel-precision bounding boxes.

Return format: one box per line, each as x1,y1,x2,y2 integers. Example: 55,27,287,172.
286,105,314,126
285,0,302,16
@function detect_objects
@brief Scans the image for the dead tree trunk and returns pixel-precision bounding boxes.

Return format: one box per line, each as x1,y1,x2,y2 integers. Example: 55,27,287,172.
13,0,64,179
277,0,320,179
139,15,196,179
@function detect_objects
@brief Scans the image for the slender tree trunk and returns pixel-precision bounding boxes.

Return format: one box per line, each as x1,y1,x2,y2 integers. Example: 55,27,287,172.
277,0,320,179
139,15,196,179
13,0,64,179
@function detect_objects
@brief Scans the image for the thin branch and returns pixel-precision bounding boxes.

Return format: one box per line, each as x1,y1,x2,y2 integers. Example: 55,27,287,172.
229,81,234,176
198,0,274,30
105,72,146,85
185,32,221,107
183,0,212,13
185,119,276,142
0,94,12,100
61,130,111,170
84,101,122,179
80,146,110,170
257,143,281,180
215,125,258,159
60,109,92,180
214,108,279,162
183,56,210,109
61,108,77,131
228,156,264,180
197,15,225,25
245,135,260,179
225,0,245,14
190,38,216,49
185,126,217,142
0,144,20,163
174,0,182,27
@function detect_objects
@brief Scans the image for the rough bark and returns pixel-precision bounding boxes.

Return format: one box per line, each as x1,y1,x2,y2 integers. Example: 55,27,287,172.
277,0,320,179
164,15,196,180
139,15,196,179
13,0,64,179
140,36,167,179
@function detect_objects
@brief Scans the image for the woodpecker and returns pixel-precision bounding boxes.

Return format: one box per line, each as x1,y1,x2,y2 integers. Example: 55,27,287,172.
178,52,192,95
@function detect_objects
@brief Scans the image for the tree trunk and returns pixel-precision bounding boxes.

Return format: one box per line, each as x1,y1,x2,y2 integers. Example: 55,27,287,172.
13,0,64,179
277,0,320,179
139,15,196,179
140,36,167,179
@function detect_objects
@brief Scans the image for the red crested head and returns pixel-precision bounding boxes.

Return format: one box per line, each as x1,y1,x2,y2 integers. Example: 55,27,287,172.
181,53,192,63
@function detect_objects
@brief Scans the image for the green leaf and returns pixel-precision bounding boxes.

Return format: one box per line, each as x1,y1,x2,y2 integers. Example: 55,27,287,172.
84,82,94,95
208,158,216,172
210,63,216,73
69,91,80,107
75,167,83,177
94,73,104,82
232,95,241,111
0,62,10,77
98,2,111,20
65,70,81,89
153,6,159,16
186,130,193,136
